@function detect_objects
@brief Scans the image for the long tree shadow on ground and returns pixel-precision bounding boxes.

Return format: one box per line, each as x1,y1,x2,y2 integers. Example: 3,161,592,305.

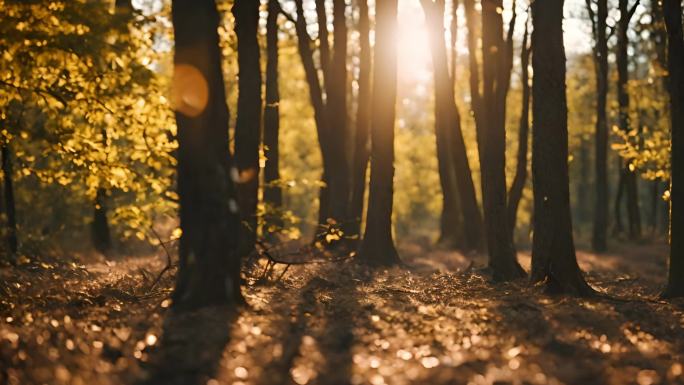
256,266,362,385
137,306,236,385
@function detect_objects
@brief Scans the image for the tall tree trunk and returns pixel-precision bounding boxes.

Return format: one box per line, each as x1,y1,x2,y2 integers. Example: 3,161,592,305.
463,0,485,162
316,0,331,83
507,16,531,242
291,0,334,231
650,180,659,233
233,0,262,254
326,0,351,237
450,0,458,88
422,0,483,251
478,0,524,279
577,137,590,228
171,0,243,308
614,165,626,234
423,0,463,247
358,0,400,266
586,0,609,251
662,0,684,298
1,144,17,255
89,0,133,255
616,0,641,240
348,0,372,241
314,0,333,232
264,0,283,228
530,0,593,295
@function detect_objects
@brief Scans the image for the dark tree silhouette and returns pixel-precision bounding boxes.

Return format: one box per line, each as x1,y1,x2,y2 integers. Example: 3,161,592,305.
464,0,524,280
614,0,641,239
662,0,684,298
422,0,483,251
348,0,372,241
507,15,531,243
264,0,283,225
358,0,401,266
91,0,134,255
290,0,349,240
171,0,243,308
1,142,17,255
91,188,111,254
585,0,609,252
530,0,594,295
233,0,262,254
325,0,351,238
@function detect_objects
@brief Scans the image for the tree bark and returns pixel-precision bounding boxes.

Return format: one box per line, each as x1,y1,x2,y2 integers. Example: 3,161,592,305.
422,0,483,251
530,0,593,295
1,144,17,255
316,0,331,84
291,0,334,231
264,0,283,227
423,0,462,248
586,0,610,251
577,137,590,228
463,0,484,162
478,0,524,279
662,0,684,298
615,0,641,240
358,0,400,266
171,0,243,308
614,165,626,234
233,0,262,254
348,0,372,241
326,0,351,237
507,17,531,242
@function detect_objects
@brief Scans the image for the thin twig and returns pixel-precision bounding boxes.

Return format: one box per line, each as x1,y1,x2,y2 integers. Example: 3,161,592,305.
148,227,174,291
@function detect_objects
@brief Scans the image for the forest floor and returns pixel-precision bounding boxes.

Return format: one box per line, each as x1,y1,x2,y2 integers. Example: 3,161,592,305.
2,239,684,385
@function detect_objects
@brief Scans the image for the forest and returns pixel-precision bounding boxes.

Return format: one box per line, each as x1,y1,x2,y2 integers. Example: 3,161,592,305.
1,0,684,384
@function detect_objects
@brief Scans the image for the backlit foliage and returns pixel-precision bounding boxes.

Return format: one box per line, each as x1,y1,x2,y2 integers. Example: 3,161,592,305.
0,0,176,246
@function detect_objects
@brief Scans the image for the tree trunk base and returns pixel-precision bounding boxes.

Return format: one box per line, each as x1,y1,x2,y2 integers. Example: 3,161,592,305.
490,260,526,282
357,240,401,267
660,284,684,299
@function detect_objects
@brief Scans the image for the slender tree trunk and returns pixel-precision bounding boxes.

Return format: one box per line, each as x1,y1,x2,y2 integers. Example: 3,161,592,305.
662,0,684,298
478,0,524,279
348,0,372,241
507,17,531,242
650,180,659,233
614,165,626,234
530,0,593,295
326,0,351,236
89,0,133,254
314,0,333,232
290,0,336,234
358,0,400,266
422,0,483,251
463,0,485,162
316,0,331,84
171,0,243,308
450,0,458,88
233,0,262,254
587,0,610,251
91,188,111,254
1,144,17,255
577,137,590,228
423,0,464,247
264,0,283,228
616,0,641,240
